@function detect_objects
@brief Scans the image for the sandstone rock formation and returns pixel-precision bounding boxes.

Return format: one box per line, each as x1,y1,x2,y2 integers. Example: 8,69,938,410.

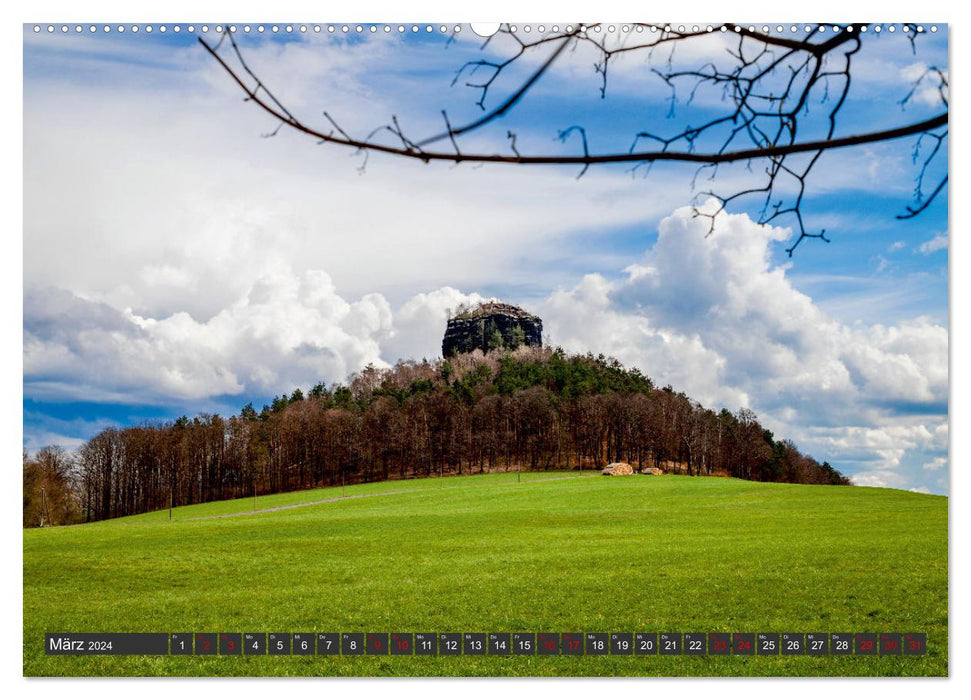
602,462,635,476
442,301,543,357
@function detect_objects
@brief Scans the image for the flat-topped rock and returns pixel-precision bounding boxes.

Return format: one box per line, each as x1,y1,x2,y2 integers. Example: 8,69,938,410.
443,301,543,357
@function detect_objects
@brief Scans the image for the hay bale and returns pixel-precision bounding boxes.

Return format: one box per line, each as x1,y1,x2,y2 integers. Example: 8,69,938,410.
602,462,634,476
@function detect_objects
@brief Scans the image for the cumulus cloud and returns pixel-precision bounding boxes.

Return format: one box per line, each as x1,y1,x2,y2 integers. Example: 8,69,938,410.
917,232,948,254
384,287,487,363
541,272,747,410
900,62,949,108
805,422,942,470
535,202,948,492
23,43,688,323
25,267,393,404
22,200,949,494
24,274,483,404
22,412,118,455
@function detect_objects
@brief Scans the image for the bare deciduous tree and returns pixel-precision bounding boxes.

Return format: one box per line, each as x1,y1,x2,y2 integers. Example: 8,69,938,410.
200,23,947,255
47,346,850,525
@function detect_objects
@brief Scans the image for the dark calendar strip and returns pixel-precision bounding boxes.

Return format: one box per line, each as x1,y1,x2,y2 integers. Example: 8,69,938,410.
46,632,927,656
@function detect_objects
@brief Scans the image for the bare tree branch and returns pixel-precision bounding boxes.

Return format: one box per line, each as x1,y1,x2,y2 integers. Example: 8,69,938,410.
200,33,945,164
199,23,948,253
418,29,581,147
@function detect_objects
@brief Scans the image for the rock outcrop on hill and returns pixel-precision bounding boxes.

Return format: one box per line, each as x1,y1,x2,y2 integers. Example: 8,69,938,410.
442,302,543,357
602,462,635,476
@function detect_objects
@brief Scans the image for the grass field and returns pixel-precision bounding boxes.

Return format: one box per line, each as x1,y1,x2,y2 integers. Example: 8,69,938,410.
23,472,948,677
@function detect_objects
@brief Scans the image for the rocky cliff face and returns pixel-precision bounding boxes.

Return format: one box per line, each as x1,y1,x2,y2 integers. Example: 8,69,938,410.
442,302,543,357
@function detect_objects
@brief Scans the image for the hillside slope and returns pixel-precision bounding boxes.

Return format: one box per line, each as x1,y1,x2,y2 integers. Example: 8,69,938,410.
24,474,947,677
52,347,852,527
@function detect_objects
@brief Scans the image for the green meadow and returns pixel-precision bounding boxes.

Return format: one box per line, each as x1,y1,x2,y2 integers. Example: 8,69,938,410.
23,473,948,677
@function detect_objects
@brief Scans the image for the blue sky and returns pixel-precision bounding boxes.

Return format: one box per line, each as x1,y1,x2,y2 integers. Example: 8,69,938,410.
23,23,948,493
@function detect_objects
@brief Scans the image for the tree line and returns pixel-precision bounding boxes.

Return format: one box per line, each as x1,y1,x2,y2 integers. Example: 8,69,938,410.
23,346,850,527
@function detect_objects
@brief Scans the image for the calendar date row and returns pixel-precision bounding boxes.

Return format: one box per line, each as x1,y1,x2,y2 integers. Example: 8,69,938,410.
47,632,927,656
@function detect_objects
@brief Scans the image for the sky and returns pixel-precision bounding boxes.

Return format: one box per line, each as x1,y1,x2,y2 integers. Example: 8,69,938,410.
22,23,949,494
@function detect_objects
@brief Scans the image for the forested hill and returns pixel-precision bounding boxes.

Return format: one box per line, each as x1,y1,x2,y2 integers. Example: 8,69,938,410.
24,346,850,526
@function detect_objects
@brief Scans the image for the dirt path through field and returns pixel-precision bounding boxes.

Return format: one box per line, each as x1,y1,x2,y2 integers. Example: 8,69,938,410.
179,473,599,522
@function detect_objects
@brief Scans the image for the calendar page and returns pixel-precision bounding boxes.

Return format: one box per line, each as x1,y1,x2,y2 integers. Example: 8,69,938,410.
22,19,948,679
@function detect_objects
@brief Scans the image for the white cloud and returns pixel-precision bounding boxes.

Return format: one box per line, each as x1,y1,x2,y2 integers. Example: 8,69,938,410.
852,471,910,489
384,287,487,362
533,202,948,492
804,422,942,470
23,199,949,493
917,232,948,254
25,268,394,403
839,318,948,404
23,432,88,455
900,62,949,108
24,52,691,320
540,272,747,409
